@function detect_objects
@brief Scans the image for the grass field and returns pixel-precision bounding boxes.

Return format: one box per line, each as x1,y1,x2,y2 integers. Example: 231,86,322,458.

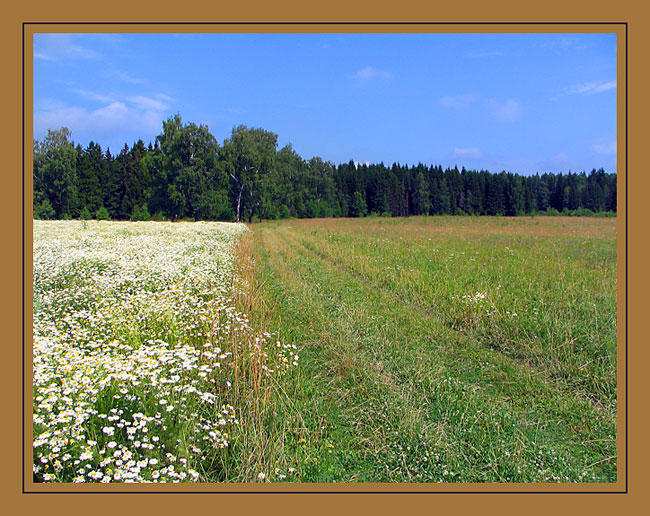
244,215,617,483
32,216,617,483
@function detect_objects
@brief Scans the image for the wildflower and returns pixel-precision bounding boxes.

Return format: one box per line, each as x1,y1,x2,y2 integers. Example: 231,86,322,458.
79,450,93,461
32,221,295,484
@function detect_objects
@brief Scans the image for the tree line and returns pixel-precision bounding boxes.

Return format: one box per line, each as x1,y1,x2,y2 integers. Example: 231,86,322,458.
33,115,617,222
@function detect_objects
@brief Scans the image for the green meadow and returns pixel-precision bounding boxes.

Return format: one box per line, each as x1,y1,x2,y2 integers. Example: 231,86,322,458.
32,216,617,483
241,215,617,483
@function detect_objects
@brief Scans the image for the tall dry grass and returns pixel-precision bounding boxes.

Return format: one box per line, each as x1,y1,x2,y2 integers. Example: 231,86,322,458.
219,229,299,481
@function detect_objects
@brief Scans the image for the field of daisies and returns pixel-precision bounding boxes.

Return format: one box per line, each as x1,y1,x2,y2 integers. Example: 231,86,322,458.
32,220,298,483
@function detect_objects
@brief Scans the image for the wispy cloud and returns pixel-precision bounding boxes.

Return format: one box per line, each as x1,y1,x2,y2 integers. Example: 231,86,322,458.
592,141,617,155
34,34,98,61
540,36,590,51
35,101,165,144
73,89,115,104
111,69,146,85
127,94,172,111
440,94,480,109
36,98,72,112
488,99,522,123
35,91,174,145
441,95,521,123
453,147,483,159
72,89,173,112
354,66,392,83
569,80,616,95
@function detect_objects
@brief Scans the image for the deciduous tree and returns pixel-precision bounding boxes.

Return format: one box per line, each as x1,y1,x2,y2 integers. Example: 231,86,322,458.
220,125,278,223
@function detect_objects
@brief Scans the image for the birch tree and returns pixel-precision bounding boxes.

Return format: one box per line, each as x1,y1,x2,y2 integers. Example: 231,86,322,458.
220,125,278,223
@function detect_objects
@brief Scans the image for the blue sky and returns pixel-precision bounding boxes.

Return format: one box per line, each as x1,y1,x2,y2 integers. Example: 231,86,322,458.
33,32,617,175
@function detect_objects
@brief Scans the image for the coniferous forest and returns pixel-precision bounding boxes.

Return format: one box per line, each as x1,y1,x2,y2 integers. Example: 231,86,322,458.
33,115,617,222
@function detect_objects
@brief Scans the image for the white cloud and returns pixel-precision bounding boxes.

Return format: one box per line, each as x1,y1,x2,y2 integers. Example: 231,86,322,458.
127,95,172,111
570,80,617,95
34,106,87,131
73,89,115,104
112,70,146,85
33,34,98,61
155,93,173,102
70,89,173,114
71,89,173,112
453,147,483,159
541,36,590,51
440,94,480,109
37,98,66,111
34,98,170,143
592,141,617,155
92,102,130,123
489,99,522,122
34,52,54,61
354,66,392,82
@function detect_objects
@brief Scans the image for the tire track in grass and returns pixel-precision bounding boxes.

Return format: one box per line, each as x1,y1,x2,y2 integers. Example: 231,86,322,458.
259,225,499,481
264,224,612,482
258,225,441,481
255,223,616,482
289,222,616,411
285,223,617,430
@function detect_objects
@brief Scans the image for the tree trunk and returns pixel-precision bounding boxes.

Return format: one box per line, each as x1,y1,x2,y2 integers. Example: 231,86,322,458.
235,185,243,223
248,188,254,223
